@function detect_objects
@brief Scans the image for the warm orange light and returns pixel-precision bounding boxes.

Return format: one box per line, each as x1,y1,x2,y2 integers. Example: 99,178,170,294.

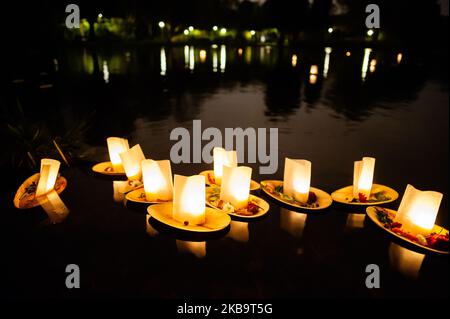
227,221,249,242
353,157,375,199
213,147,237,185
238,48,243,56
107,137,129,171
173,174,205,225
369,59,377,73
310,65,318,75
291,54,298,67
395,184,442,235
36,159,61,197
141,159,173,202
284,158,311,203
176,240,206,258
199,49,207,63
397,53,403,64
220,166,252,210
119,144,146,180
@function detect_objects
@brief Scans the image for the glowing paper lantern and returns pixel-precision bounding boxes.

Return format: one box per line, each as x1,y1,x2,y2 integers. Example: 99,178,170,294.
141,159,173,202
213,147,237,185
220,166,252,210
395,184,442,235
119,144,145,180
353,157,375,199
310,65,319,75
38,190,69,224
36,159,61,197
107,137,129,171
173,175,205,226
283,158,311,203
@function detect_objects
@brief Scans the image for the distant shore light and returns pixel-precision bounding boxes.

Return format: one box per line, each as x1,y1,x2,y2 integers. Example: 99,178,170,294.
397,53,403,64
184,29,189,35
367,29,374,36
98,13,103,19
158,21,165,28
213,26,218,31
220,28,227,35
346,51,351,57
199,50,207,62
250,30,256,36
189,26,194,32
327,27,333,34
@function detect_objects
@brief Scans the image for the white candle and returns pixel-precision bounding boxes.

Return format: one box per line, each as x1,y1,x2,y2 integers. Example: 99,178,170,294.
36,158,61,197
395,184,442,235
220,166,252,210
353,157,375,199
119,144,145,180
213,147,237,185
173,174,206,225
141,159,173,202
107,137,129,171
283,158,311,203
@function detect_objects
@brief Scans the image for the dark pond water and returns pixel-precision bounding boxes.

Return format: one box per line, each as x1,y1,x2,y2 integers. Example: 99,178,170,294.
2,44,449,298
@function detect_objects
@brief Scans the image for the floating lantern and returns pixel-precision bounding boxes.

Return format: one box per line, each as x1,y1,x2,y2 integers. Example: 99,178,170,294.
283,158,311,203
119,144,145,180
220,166,252,210
172,174,206,226
310,65,318,75
395,184,442,235
213,147,237,185
36,159,61,197
107,137,129,171
141,159,173,202
353,157,375,199
37,190,69,224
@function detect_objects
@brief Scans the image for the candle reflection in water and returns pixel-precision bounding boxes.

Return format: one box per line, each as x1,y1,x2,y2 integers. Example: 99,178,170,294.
160,47,167,76
397,53,403,64
369,59,377,73
323,47,332,78
199,50,207,63
220,45,226,73
245,47,252,64
226,221,249,243
345,213,366,229
176,240,206,258
113,181,128,202
389,243,425,279
184,45,189,69
146,216,159,237
361,48,372,81
291,54,298,68
37,190,69,224
102,60,109,83
280,208,307,238
189,46,195,72
212,48,218,73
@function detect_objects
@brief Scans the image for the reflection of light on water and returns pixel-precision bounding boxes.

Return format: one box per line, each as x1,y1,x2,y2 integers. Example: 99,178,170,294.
184,45,189,69
309,65,318,84
146,216,159,237
160,47,167,76
176,240,206,258
345,213,366,229
309,74,317,84
238,48,243,56
102,60,109,83
369,59,377,73
199,49,207,63
189,46,195,72
280,209,307,238
212,49,218,73
389,242,425,279
113,181,128,202
37,190,69,224
82,49,94,74
346,51,351,57
397,53,403,64
245,47,252,64
291,54,298,67
323,47,332,78
226,221,249,242
361,48,372,80
220,45,226,73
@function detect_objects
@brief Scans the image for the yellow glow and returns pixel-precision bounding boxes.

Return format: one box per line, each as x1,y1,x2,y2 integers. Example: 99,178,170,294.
220,166,252,210
220,28,227,35
397,53,403,64
345,213,366,229
280,209,307,238
309,74,317,84
37,190,69,224
188,26,194,32
213,147,237,185
98,13,103,19
227,221,249,242
158,21,165,28
346,51,351,57
395,184,442,234
353,157,375,199
36,159,61,197
173,175,205,225
189,46,195,71
310,65,318,75
183,29,189,35
245,47,252,64
142,159,173,202
389,243,425,279
250,30,256,36
212,48,218,72
291,54,298,67
220,45,226,73
283,158,311,203
107,137,129,171
176,240,206,258
369,59,377,73
328,27,333,34
119,144,146,180
199,49,207,63
367,29,374,36
212,26,218,31
184,45,189,68
113,181,128,202
238,48,243,56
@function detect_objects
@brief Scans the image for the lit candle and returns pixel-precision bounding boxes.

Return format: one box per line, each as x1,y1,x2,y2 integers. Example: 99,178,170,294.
141,159,173,202
395,184,443,235
310,65,318,75
283,158,311,203
213,147,237,185
220,166,252,210
37,190,69,224
107,137,129,171
36,159,61,197
173,174,205,225
119,144,145,180
353,157,375,199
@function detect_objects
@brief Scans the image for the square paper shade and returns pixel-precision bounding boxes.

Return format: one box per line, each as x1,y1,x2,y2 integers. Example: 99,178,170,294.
119,144,146,180
353,157,375,199
283,158,311,203
220,165,252,210
213,147,237,185
107,137,129,171
142,159,173,202
36,159,61,197
395,184,443,235
173,174,206,226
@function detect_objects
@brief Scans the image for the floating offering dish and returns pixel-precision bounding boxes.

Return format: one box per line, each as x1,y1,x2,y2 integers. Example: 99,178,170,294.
331,184,398,205
126,187,172,204
205,186,269,218
92,161,125,176
366,206,448,254
199,170,260,191
260,180,332,210
92,137,129,176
